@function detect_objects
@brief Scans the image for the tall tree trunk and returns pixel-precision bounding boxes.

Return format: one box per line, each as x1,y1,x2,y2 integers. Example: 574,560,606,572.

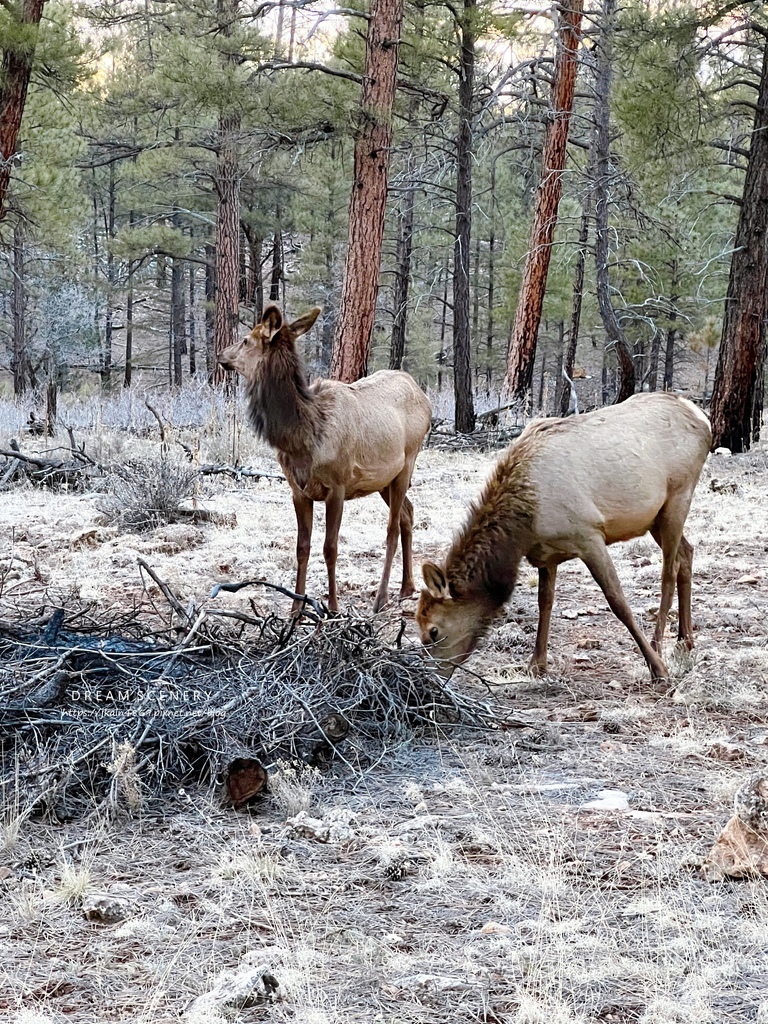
593,0,634,403
124,207,135,387
557,172,592,416
243,224,263,317
0,0,46,222
486,158,497,392
275,0,285,55
438,256,449,392
321,167,337,371
124,266,134,388
389,184,415,370
288,3,297,61
269,218,283,303
663,325,676,390
452,0,477,433
189,263,197,375
647,331,662,392
331,0,405,382
710,31,768,452
11,220,28,395
171,256,185,388
205,241,216,381
214,110,240,381
503,0,583,400
212,0,241,382
102,160,116,388
389,0,424,372
238,223,248,303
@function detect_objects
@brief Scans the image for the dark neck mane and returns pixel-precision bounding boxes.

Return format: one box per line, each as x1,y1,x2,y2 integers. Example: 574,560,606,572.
246,335,322,457
446,442,537,609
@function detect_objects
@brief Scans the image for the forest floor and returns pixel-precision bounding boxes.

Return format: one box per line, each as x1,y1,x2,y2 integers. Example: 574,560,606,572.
1,402,767,1024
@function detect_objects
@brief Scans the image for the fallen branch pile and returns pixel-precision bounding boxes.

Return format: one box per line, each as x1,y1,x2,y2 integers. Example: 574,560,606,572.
0,582,510,818
428,426,523,452
0,437,102,490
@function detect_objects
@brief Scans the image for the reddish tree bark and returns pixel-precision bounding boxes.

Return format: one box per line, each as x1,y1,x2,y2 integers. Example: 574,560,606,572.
331,0,404,382
503,0,583,400
710,30,768,452
213,109,241,382
11,219,28,394
0,0,46,222
212,0,241,383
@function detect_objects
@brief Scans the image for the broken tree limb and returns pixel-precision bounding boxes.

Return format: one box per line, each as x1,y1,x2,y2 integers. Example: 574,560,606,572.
197,464,285,482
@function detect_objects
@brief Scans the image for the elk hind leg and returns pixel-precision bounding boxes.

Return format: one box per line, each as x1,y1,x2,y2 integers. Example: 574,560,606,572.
323,490,345,613
582,537,667,681
529,565,557,676
649,495,692,653
676,534,695,648
379,484,416,602
374,469,410,613
398,496,415,600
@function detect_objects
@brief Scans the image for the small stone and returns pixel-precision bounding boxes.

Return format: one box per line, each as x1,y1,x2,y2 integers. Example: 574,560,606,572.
479,921,513,935
82,891,132,924
704,814,768,880
187,965,279,1014
581,789,630,812
714,446,732,457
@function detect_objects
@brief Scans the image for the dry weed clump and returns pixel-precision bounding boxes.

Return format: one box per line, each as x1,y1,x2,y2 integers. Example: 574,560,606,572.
99,455,199,532
269,760,325,818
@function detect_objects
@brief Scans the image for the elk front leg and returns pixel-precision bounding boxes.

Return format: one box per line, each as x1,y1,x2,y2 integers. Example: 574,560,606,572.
291,493,314,615
529,564,557,676
582,538,668,682
323,489,345,613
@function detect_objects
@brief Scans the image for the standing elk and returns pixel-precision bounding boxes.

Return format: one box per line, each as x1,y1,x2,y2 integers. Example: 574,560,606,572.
219,304,432,613
417,393,712,681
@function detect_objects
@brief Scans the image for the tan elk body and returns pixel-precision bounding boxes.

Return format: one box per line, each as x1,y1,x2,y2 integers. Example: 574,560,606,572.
417,393,712,680
219,305,432,612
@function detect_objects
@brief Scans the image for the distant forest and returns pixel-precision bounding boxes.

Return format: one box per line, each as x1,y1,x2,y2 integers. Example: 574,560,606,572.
1,0,766,450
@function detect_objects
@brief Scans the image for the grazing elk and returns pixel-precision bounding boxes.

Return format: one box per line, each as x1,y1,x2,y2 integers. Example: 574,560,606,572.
417,393,712,681
219,304,432,613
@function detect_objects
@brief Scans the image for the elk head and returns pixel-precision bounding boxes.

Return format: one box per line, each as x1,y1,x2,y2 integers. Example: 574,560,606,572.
218,305,321,378
416,562,494,677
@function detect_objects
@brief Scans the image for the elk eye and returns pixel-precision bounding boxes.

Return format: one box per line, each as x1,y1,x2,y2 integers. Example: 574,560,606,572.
429,626,439,642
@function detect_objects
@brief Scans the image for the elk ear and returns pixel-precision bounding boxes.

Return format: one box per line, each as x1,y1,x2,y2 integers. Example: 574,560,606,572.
262,304,283,340
290,306,321,338
422,562,449,599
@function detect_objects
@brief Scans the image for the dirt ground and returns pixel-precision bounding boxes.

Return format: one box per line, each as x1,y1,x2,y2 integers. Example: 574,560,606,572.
1,400,767,1024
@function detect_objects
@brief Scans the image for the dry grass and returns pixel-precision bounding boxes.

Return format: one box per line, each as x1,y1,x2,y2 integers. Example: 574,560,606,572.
0,391,767,1022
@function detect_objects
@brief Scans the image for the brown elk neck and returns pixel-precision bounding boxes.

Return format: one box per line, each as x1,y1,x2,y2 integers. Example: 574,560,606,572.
447,520,530,613
246,343,324,459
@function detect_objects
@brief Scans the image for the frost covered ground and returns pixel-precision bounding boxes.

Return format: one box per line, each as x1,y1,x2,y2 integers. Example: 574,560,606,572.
1,390,767,1024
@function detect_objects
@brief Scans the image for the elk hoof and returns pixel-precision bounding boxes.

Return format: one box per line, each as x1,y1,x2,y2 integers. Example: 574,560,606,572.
527,658,548,677
372,594,388,614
